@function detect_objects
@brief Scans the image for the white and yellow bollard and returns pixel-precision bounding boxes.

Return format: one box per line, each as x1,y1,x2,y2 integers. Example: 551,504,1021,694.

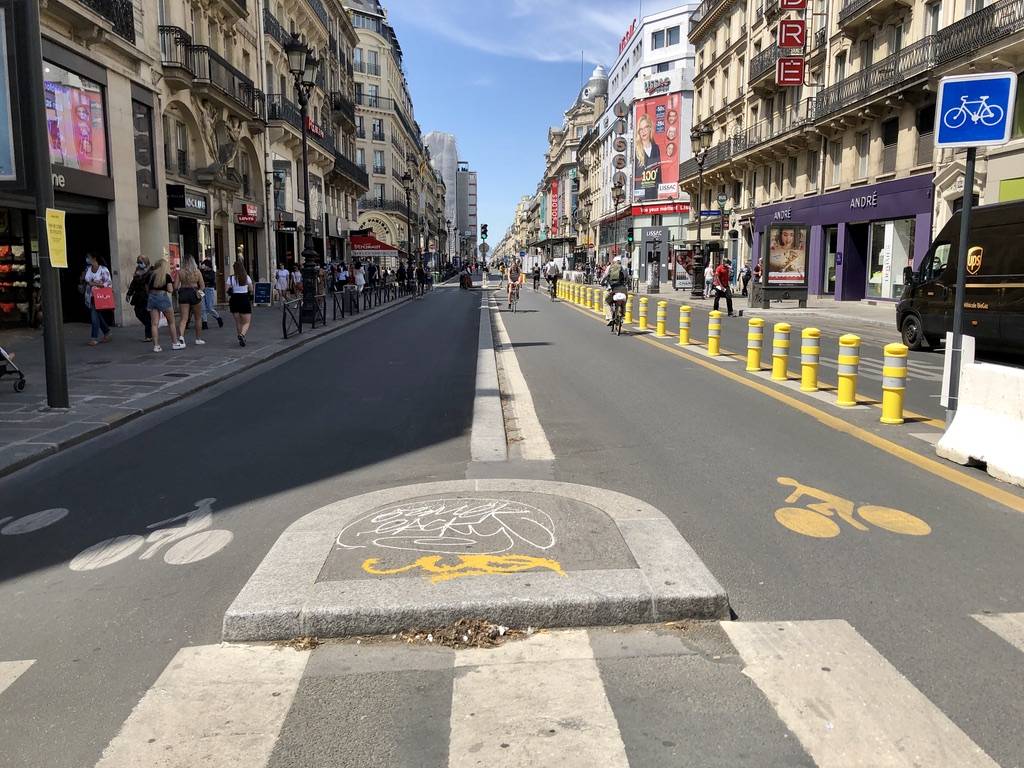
638,297,649,330
746,317,765,372
708,310,723,356
837,334,861,407
801,328,821,391
594,286,604,314
656,301,668,337
678,305,691,345
624,293,634,325
881,342,909,425
771,322,791,381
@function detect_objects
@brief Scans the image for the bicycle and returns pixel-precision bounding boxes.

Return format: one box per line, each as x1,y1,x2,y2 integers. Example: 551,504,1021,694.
549,278,558,301
773,477,930,539
943,94,1005,129
609,290,626,336
509,282,520,313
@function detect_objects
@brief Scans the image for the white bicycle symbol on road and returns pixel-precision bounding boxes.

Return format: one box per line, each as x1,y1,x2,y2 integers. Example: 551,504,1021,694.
943,95,1005,129
70,498,233,571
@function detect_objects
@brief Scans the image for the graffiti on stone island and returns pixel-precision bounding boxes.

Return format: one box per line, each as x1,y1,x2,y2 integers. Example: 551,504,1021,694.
361,553,566,583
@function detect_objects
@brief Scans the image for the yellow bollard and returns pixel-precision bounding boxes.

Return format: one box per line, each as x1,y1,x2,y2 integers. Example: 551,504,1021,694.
708,310,723,355
575,284,582,305
746,317,765,371
837,334,861,407
881,343,909,425
585,286,592,308
656,301,668,337
624,293,634,325
678,305,691,345
594,286,603,314
638,297,649,330
801,328,821,391
771,322,791,381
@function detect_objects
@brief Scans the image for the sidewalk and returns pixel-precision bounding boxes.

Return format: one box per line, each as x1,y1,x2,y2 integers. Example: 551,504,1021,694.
0,293,413,478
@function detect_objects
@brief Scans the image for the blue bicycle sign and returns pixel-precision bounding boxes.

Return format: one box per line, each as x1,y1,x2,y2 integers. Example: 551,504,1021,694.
936,73,1017,148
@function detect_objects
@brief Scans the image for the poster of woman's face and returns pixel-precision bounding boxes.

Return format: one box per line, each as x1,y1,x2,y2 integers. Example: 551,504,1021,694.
767,225,807,286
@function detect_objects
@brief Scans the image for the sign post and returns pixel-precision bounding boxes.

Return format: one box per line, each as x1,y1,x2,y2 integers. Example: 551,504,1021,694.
935,72,1017,420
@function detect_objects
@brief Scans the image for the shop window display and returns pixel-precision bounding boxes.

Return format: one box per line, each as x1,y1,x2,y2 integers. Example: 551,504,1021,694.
0,211,37,326
867,218,915,300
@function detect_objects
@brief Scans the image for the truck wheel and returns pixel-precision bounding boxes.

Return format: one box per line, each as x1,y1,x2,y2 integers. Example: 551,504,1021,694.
900,314,926,350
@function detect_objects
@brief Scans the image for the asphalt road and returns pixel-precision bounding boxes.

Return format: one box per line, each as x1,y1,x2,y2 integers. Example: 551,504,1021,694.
2,277,1023,766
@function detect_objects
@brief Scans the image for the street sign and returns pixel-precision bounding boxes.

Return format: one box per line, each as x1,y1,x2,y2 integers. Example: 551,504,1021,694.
936,72,1017,148
479,243,490,255
519,250,526,258
717,193,727,205
776,57,805,86
778,19,806,49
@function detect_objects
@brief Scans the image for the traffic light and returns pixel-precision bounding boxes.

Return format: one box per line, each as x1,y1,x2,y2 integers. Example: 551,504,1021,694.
481,224,488,241
626,227,633,244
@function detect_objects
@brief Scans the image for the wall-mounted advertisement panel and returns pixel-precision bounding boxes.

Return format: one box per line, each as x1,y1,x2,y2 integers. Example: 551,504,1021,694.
44,61,108,176
0,8,15,181
633,91,681,203
766,224,808,286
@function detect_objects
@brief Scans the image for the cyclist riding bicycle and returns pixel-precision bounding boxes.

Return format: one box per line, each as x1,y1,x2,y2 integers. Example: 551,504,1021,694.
602,256,630,325
545,258,562,294
506,259,524,308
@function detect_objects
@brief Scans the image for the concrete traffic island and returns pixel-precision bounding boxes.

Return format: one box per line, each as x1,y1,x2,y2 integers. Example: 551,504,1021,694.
223,479,730,640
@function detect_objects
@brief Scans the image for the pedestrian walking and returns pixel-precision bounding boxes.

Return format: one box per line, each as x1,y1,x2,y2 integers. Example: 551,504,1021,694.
228,259,253,347
741,265,752,297
82,253,113,346
126,255,152,342
703,262,715,299
200,258,224,330
147,258,181,352
713,257,734,316
290,264,303,298
274,263,290,303
354,260,366,292
176,256,206,346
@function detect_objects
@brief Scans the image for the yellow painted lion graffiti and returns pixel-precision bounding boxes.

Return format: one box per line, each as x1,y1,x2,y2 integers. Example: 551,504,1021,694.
361,553,566,583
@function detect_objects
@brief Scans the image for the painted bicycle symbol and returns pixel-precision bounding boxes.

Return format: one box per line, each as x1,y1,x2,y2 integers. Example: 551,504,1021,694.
774,477,931,539
70,498,233,571
943,95,1005,129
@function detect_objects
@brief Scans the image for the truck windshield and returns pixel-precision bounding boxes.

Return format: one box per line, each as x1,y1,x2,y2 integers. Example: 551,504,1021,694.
925,243,951,280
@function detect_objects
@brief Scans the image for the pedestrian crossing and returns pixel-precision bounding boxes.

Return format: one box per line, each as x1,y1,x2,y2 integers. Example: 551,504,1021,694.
6,617,1022,767
818,355,945,382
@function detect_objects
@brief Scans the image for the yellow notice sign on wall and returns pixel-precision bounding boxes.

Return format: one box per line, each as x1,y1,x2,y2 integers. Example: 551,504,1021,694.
45,208,67,268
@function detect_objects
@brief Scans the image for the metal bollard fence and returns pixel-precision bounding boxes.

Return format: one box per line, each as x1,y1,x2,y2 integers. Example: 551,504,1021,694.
678,305,691,345
708,310,722,355
624,294,634,325
881,343,909,425
801,328,821,391
772,322,791,381
638,297,649,330
837,334,861,407
656,301,668,337
747,317,765,371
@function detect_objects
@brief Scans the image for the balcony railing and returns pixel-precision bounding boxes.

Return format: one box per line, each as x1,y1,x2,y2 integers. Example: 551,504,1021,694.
263,6,290,49
937,0,1024,65
354,61,382,76
749,45,784,81
267,93,301,127
815,35,935,119
358,196,412,220
372,130,385,141
331,91,355,125
354,92,393,110
79,0,135,43
192,45,262,117
372,164,386,174
334,152,369,189
305,0,329,29
839,0,878,24
356,127,366,138
329,33,338,55
688,0,730,36
732,98,815,155
814,25,827,50
158,25,194,74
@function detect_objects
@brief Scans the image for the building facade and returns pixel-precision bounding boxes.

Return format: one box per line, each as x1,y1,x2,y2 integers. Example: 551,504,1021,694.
682,0,1024,303
455,163,478,263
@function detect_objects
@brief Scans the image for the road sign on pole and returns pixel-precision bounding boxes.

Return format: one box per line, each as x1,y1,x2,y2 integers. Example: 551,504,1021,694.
935,72,1017,418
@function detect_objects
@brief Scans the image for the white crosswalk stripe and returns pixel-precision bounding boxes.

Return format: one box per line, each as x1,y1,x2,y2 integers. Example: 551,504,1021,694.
723,620,999,767
974,612,1024,653
0,659,34,698
819,357,945,381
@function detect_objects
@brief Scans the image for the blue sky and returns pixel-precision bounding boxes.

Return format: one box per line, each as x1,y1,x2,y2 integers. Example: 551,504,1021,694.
387,0,683,243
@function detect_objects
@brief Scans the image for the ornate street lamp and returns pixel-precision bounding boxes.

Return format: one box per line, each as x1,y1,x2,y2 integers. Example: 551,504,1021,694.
689,123,714,299
285,35,321,319
611,180,625,268
401,170,414,269
446,217,452,266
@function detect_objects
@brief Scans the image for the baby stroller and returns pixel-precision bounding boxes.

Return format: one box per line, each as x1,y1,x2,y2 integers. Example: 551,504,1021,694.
0,346,25,392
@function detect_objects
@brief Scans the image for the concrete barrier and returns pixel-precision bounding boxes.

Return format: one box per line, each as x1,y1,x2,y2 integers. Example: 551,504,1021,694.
937,362,1024,488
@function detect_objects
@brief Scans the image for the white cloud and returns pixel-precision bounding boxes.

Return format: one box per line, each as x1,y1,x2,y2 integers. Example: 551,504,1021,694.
387,0,685,65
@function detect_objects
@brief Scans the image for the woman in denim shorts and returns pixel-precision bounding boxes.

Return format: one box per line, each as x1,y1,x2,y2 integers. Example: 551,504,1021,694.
147,258,182,352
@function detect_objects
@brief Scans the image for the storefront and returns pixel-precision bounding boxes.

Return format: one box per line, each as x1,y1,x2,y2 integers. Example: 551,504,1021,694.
753,174,934,302
274,216,297,268
166,184,210,270
234,201,263,282
327,214,347,264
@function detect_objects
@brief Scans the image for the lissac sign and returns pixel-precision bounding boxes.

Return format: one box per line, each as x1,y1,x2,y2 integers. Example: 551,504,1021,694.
619,18,637,54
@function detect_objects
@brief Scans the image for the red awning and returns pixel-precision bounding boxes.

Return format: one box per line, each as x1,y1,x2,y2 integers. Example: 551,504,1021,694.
351,235,398,253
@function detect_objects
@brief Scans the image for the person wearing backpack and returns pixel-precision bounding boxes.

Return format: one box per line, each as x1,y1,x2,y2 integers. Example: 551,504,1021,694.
603,256,629,325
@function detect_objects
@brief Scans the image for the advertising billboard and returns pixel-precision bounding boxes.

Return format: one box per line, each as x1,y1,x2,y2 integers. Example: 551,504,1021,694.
0,9,15,181
44,62,108,176
633,91,681,203
766,224,808,286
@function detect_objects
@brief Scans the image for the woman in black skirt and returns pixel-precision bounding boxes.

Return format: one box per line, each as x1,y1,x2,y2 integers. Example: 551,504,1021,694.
227,259,253,347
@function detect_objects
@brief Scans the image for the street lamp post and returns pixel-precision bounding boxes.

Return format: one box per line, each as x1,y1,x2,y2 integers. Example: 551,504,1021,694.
611,180,625,271
401,171,414,270
560,214,570,270
446,217,452,268
285,35,321,320
689,124,714,300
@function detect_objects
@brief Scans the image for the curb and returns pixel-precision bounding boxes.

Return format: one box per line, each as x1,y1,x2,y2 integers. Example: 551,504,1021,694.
222,479,730,640
0,295,415,480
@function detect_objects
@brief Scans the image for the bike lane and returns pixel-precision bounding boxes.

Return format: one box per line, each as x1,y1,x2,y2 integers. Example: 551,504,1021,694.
504,285,1024,766
0,286,483,768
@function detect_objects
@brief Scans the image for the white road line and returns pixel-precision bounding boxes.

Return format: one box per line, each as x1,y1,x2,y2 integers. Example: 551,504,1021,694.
449,630,629,767
973,612,1024,653
0,660,34,697
470,295,508,462
93,644,308,768
723,620,999,768
490,301,555,461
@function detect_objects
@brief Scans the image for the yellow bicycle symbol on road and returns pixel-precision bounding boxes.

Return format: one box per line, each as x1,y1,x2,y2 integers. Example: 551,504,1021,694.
774,477,931,539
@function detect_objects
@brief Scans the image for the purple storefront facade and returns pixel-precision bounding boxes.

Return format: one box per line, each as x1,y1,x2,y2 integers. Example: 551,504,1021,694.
752,173,935,302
